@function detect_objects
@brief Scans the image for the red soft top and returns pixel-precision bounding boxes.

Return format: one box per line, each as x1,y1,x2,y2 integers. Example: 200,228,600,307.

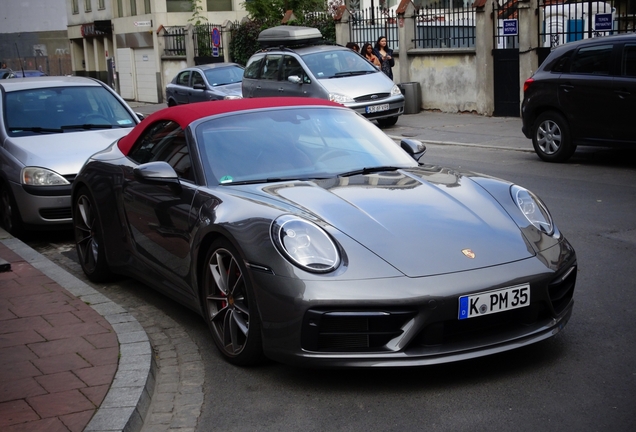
117,97,340,155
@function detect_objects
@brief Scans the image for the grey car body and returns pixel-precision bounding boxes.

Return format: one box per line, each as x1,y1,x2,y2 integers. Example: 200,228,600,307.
0,76,140,235
71,98,576,368
242,27,404,128
166,63,243,106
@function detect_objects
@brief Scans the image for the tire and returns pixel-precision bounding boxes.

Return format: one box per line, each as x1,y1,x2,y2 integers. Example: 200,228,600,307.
532,111,576,163
201,239,265,366
0,181,24,237
73,188,114,282
377,116,399,128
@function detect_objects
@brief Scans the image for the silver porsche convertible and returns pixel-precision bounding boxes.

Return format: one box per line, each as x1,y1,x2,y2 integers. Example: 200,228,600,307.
72,98,576,367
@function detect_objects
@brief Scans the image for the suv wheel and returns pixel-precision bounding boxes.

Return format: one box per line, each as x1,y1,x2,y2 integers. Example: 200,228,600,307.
532,111,576,163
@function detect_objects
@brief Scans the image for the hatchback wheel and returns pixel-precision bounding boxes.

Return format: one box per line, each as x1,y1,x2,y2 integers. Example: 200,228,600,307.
0,182,24,237
202,239,264,366
74,188,113,282
532,111,576,163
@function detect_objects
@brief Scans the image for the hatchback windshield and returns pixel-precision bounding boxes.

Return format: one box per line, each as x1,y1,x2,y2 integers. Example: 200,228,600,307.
4,86,136,136
301,50,378,79
204,66,244,86
196,107,416,185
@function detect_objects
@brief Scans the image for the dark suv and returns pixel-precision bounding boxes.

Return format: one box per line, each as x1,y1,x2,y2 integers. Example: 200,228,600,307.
522,33,636,162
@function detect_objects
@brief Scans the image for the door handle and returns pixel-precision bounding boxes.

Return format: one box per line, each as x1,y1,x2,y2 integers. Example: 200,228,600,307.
615,90,631,99
559,84,574,92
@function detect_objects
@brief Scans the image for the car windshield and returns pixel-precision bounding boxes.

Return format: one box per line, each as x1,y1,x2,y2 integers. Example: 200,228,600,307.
301,50,378,79
204,66,244,86
195,106,416,185
4,86,137,136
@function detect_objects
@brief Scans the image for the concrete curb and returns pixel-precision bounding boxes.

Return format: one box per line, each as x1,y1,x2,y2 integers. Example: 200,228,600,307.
0,229,155,432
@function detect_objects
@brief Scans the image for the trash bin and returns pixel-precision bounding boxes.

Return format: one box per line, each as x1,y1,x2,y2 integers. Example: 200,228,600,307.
399,82,421,115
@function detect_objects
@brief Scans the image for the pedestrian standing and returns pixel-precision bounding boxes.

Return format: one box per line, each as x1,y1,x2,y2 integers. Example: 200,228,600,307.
362,43,381,68
373,36,394,80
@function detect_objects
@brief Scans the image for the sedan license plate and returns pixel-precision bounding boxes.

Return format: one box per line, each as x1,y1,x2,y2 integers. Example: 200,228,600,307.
458,284,530,320
366,103,389,114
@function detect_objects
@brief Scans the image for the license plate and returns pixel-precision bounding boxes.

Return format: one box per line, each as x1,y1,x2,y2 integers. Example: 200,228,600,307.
458,284,530,320
366,103,389,114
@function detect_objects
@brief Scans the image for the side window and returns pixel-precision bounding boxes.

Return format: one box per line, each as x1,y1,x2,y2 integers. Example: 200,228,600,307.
176,71,190,86
262,55,282,80
283,55,309,83
192,71,205,87
128,121,194,182
623,44,636,77
244,56,263,79
570,44,613,75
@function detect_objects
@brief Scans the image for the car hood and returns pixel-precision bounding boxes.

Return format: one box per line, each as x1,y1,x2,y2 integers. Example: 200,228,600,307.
212,82,242,97
318,72,396,97
254,169,534,277
4,128,132,175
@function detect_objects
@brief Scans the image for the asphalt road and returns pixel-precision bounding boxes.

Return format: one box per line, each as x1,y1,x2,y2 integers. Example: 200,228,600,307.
26,132,636,431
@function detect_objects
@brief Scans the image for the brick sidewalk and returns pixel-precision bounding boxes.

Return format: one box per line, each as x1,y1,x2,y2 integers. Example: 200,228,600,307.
0,242,118,432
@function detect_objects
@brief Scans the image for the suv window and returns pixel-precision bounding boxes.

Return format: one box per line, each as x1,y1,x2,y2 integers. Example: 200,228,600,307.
128,120,194,182
283,55,309,83
262,55,282,80
570,44,613,75
244,55,263,79
623,44,636,77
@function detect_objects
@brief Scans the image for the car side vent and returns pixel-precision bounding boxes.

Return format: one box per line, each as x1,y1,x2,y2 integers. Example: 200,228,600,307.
301,309,415,352
548,264,576,315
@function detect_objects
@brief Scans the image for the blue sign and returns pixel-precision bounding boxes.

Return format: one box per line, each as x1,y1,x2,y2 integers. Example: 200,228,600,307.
594,14,612,31
503,19,518,36
212,46,219,58
211,27,221,47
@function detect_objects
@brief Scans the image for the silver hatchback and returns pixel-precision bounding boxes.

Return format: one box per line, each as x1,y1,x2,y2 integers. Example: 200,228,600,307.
0,76,140,235
242,27,404,128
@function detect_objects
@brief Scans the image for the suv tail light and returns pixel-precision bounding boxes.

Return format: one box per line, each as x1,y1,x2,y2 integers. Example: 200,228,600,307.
523,78,534,93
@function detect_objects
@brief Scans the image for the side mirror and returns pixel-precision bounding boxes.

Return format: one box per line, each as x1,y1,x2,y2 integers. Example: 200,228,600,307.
135,112,145,121
400,138,426,161
193,83,207,90
287,75,302,84
133,161,181,193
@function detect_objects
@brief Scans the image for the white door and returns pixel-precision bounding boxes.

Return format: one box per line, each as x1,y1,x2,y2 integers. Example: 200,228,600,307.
134,48,159,103
117,48,135,100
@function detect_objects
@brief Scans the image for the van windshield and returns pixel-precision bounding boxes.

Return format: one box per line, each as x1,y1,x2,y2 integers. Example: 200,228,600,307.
302,50,378,79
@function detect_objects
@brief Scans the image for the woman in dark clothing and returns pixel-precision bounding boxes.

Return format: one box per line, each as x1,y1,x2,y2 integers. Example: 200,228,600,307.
373,35,394,80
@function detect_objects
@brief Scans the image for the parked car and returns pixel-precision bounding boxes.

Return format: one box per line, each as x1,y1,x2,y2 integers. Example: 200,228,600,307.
242,26,405,128
165,63,243,106
13,69,48,77
71,97,576,368
0,76,141,236
522,33,636,162
0,69,15,79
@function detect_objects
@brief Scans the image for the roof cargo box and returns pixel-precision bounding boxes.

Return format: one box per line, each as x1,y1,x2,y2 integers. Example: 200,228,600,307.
258,26,322,47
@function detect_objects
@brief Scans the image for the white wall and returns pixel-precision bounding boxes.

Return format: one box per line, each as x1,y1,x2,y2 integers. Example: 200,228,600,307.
0,0,68,33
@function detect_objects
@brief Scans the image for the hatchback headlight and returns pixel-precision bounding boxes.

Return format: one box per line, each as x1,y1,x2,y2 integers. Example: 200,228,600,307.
328,93,355,104
511,185,554,235
22,167,69,186
223,95,242,100
391,84,402,96
271,215,340,273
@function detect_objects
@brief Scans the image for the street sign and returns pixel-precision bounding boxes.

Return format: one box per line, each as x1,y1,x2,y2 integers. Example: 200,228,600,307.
212,47,219,58
134,20,152,27
503,19,518,36
212,27,221,47
594,14,612,31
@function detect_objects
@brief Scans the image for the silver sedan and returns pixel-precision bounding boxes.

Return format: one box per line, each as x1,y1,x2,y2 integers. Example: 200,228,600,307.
166,63,243,106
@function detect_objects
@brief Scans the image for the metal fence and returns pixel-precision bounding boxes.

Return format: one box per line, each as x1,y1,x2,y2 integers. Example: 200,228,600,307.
162,26,186,56
539,0,636,49
193,23,224,59
349,7,400,51
414,1,476,49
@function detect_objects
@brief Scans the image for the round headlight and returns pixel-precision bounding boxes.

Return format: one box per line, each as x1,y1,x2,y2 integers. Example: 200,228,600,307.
271,215,340,273
511,185,554,235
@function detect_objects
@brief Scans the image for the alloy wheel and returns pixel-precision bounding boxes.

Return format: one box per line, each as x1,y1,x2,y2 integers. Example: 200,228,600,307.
536,119,562,155
74,194,100,274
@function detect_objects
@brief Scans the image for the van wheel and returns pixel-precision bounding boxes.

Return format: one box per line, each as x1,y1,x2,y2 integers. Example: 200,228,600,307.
377,116,398,128
532,111,576,163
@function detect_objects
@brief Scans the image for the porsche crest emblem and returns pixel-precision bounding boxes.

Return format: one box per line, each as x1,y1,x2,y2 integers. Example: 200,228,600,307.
461,249,476,259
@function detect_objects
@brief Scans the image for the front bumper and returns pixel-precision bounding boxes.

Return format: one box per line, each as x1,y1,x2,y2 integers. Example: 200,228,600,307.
251,241,576,367
9,180,72,226
346,95,405,121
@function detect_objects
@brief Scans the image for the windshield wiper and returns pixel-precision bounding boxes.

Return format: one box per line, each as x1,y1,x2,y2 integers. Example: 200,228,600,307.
61,124,113,130
221,176,332,186
338,166,401,177
333,71,374,77
9,126,63,133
